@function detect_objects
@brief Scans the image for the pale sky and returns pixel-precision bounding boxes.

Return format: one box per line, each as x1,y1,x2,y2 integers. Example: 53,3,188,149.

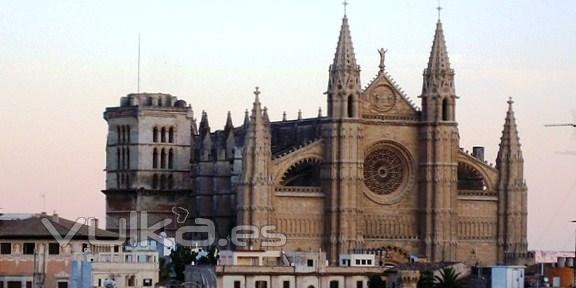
0,0,575,251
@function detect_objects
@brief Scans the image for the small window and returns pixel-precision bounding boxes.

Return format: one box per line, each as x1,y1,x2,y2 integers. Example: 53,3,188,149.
442,98,450,121
234,281,241,288
367,259,372,265
355,259,360,265
57,282,68,288
82,243,88,252
0,242,11,254
23,242,35,255
307,259,314,267
168,127,174,143
25,282,31,288
361,259,366,265
255,281,267,288
143,279,152,287
128,275,135,287
7,281,21,288
356,281,363,288
283,281,290,288
49,243,60,255
329,281,339,288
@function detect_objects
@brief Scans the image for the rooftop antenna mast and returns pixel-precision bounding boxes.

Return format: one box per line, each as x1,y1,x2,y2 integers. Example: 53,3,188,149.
137,33,141,93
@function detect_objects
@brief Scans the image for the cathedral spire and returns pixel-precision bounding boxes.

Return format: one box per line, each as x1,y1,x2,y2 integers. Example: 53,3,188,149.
199,110,210,137
332,16,358,71
496,97,528,264
497,98,523,165
327,15,361,118
224,111,234,136
426,20,451,72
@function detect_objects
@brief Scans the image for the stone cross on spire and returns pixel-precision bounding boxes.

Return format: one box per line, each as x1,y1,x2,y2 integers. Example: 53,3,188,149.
378,48,388,73
342,0,349,16
436,0,443,21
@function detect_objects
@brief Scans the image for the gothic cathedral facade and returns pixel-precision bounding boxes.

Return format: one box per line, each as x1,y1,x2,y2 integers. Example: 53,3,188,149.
103,16,528,266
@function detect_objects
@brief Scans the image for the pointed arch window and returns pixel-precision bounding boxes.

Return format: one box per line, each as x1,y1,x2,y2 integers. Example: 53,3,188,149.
168,127,174,143
152,174,158,189
442,98,450,121
153,148,158,169
126,125,131,143
167,175,174,189
160,149,166,169
168,149,174,169
153,127,158,143
161,127,166,143
347,95,354,118
160,175,166,190
116,147,121,170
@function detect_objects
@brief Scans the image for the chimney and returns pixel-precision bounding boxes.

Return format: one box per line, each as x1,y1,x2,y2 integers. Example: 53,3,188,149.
472,146,485,162
90,218,99,228
51,212,59,223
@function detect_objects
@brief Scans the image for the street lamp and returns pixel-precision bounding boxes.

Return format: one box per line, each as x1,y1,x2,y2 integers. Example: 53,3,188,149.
570,220,576,288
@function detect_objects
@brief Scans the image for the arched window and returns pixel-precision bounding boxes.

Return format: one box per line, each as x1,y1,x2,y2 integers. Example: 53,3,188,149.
168,127,174,143
167,175,174,189
160,149,166,169
442,98,450,121
158,97,163,106
126,125,131,143
347,95,354,118
147,97,153,106
161,127,166,143
160,175,166,190
116,147,121,170
168,149,174,169
117,126,122,144
152,174,158,189
153,127,158,142
126,147,130,169
153,148,158,169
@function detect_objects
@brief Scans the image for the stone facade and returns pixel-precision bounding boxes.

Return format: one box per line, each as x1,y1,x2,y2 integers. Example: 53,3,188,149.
103,16,528,266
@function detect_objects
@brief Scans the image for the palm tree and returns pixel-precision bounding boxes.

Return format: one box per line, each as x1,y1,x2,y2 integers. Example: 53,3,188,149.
433,267,467,288
417,270,435,288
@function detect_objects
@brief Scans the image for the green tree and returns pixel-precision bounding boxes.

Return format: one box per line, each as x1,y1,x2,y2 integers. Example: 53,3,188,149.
368,274,386,288
417,270,435,288
433,267,467,288
170,245,196,281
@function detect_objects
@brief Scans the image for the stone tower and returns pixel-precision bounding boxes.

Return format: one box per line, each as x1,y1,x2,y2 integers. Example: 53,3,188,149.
237,88,273,249
103,93,194,235
323,15,363,264
418,20,460,262
496,98,529,264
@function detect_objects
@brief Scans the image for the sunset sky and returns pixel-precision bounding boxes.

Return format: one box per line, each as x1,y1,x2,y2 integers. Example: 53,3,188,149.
0,0,575,251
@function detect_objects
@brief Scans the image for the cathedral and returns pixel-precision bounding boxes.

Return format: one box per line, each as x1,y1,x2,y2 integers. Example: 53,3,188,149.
102,13,528,266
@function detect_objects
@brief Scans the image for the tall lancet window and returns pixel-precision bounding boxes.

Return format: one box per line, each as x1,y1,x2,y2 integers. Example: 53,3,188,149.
168,127,174,143
442,98,450,121
153,148,158,169
168,149,174,169
160,149,166,169
347,95,354,118
153,127,158,142
161,127,166,143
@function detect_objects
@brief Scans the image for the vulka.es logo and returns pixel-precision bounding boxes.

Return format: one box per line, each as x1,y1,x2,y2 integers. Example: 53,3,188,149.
42,209,287,249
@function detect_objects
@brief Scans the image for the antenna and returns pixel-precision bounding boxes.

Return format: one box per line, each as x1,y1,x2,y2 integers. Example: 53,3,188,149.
137,33,141,93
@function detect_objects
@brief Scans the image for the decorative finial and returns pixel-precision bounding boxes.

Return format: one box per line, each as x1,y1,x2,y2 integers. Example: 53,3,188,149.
507,97,514,106
298,109,302,120
282,111,287,121
318,107,322,117
342,0,349,16
254,86,260,97
436,0,443,22
378,48,388,72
